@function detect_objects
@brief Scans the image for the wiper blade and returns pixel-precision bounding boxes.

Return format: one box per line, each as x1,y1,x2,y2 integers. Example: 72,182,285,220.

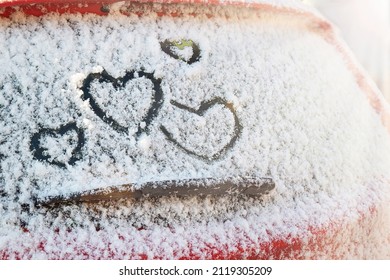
35,176,275,206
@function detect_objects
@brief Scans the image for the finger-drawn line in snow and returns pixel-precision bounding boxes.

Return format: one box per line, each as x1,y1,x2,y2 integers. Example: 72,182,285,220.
160,39,201,65
160,97,242,162
79,69,163,137
30,122,85,168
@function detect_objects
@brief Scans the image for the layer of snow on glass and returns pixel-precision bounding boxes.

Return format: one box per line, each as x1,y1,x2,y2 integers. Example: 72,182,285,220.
0,3,390,259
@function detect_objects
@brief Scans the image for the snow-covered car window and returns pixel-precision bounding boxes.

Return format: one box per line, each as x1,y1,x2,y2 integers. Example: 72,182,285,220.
1,2,390,259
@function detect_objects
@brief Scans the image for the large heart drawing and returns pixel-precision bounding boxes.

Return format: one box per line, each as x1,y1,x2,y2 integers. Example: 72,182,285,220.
160,98,242,162
30,122,85,168
160,39,201,65
80,69,163,137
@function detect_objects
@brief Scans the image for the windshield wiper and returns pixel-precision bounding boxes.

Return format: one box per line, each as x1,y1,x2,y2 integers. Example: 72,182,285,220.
35,176,275,207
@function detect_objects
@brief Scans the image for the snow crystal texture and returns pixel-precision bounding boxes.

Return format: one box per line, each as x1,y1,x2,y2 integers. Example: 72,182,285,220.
0,3,390,259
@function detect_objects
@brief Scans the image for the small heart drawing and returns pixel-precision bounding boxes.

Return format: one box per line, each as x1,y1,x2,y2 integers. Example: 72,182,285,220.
30,122,85,168
80,69,163,137
160,98,242,162
160,39,201,65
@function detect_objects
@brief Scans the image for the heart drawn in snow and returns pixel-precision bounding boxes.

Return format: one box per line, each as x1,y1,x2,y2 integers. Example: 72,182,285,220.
30,122,85,168
160,98,242,162
160,39,201,65
80,69,163,137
